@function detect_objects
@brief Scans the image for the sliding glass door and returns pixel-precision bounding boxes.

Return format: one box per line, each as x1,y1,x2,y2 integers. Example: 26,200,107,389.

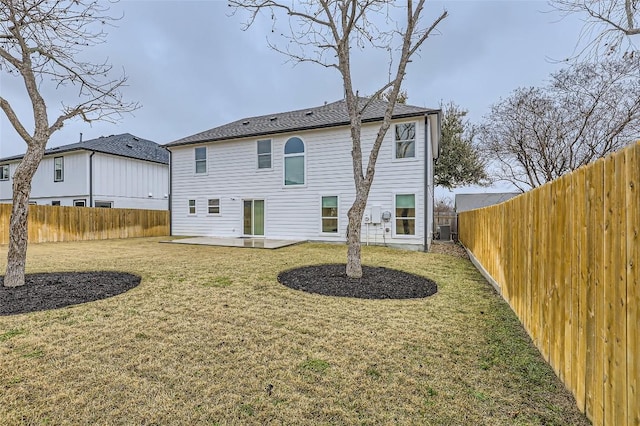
243,199,264,237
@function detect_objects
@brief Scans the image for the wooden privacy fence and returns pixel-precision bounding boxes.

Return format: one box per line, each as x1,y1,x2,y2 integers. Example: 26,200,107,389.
0,204,169,244
458,141,639,426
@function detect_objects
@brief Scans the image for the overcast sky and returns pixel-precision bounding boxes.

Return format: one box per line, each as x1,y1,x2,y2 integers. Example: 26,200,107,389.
0,0,586,196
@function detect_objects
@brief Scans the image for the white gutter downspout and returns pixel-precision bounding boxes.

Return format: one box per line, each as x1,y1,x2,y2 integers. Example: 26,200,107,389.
89,151,95,207
425,110,442,252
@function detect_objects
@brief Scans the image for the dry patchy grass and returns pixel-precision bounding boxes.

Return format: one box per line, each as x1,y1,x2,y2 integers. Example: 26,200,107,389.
0,238,588,425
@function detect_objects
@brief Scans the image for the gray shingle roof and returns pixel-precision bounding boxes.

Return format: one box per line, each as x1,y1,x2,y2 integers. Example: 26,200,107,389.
455,192,521,213
165,98,437,147
0,133,169,164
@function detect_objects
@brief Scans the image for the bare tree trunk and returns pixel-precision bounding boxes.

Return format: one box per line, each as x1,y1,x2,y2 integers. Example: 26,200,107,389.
1,1,136,287
228,0,448,279
346,195,367,278
4,144,44,287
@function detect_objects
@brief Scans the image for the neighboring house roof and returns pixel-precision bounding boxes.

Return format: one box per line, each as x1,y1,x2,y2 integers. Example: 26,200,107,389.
165,98,439,147
0,133,169,165
454,192,521,213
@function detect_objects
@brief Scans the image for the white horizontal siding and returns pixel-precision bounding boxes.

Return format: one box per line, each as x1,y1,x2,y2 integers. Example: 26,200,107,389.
0,152,89,201
170,118,429,248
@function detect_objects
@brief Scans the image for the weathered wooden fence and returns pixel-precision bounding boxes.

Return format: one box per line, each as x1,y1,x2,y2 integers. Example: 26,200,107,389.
458,141,639,426
0,204,169,244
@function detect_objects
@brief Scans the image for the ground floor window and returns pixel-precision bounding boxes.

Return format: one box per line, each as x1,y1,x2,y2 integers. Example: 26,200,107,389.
208,198,220,214
95,201,113,208
188,199,196,215
74,199,86,207
395,194,415,235
321,196,338,233
52,201,61,206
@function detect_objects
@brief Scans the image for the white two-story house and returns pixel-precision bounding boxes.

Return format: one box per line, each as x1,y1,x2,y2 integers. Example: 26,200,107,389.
0,133,169,210
165,98,441,250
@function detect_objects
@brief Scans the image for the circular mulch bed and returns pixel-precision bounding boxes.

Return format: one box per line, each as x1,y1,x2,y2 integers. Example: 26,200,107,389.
278,264,437,300
0,271,141,316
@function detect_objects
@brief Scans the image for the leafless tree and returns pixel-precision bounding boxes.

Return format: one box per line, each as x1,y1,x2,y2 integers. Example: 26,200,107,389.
0,0,138,287
229,0,447,278
433,197,454,213
479,57,640,191
550,0,639,59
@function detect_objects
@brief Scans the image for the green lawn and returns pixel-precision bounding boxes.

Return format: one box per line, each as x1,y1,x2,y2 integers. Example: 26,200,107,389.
0,238,589,425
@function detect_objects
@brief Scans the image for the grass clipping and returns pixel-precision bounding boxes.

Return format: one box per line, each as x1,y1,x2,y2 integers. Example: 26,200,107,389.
0,238,589,425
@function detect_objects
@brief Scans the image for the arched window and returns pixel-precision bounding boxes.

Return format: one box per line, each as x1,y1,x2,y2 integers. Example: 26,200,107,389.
284,137,305,185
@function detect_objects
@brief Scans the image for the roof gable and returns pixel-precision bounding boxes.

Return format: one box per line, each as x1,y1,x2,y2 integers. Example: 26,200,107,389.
0,133,169,164
166,98,437,147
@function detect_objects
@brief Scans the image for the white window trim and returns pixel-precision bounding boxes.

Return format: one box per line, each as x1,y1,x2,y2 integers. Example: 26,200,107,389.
319,195,339,235
256,139,273,171
282,136,307,188
242,198,267,237
392,121,419,162
95,201,113,208
73,199,86,207
207,198,221,216
188,199,197,216
393,192,418,238
54,156,64,182
0,164,9,181
194,146,208,175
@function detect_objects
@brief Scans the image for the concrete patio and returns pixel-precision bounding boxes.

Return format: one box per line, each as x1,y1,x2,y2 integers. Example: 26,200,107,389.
163,236,304,249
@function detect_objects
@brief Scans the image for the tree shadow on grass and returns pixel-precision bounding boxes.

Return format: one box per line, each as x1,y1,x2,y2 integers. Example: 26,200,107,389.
0,272,140,316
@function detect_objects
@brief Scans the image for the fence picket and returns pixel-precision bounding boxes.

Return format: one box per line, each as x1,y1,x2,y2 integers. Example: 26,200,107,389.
458,140,640,426
0,204,169,244
627,144,640,426
612,152,628,424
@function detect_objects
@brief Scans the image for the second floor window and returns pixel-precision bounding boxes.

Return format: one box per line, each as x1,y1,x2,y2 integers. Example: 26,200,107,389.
195,147,207,174
54,157,64,182
284,137,305,186
395,123,416,159
257,139,272,169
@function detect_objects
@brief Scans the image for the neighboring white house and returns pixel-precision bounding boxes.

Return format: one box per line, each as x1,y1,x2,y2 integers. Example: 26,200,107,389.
0,133,169,210
454,192,521,213
165,98,441,250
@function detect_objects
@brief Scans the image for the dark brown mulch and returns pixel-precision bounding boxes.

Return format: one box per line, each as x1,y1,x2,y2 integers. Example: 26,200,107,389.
0,272,141,316
278,264,437,300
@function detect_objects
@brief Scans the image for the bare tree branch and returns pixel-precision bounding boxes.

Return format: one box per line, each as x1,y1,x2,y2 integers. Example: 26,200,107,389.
230,0,447,277
550,0,639,59
479,57,640,190
0,96,32,144
0,0,139,287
